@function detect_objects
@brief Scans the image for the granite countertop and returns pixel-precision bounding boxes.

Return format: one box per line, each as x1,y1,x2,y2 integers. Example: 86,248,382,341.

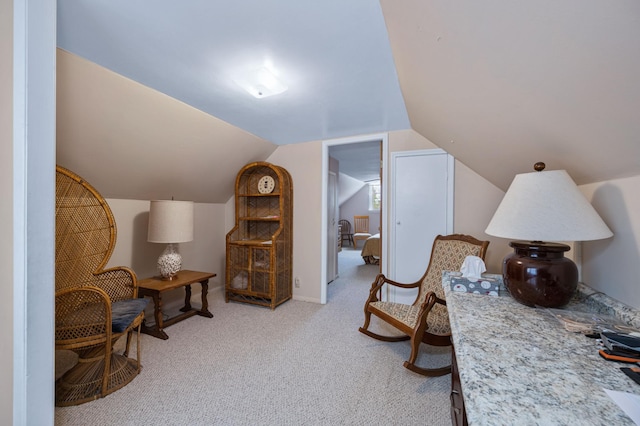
444,272,640,426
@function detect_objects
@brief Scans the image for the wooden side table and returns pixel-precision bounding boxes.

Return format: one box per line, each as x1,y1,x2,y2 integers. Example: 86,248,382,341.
137,270,216,340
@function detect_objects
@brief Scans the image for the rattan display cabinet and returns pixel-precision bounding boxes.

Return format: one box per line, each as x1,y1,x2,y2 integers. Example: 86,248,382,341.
226,162,293,309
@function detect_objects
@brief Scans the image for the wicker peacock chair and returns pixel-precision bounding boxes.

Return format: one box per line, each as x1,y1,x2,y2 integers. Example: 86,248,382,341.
55,165,148,406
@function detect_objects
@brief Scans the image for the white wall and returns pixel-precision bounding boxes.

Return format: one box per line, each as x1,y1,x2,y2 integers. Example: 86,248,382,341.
337,172,365,206
95,130,640,315
103,140,325,307
388,128,439,153
339,185,380,237
387,129,510,274
106,199,226,311
453,161,511,273
579,174,640,309
266,141,324,303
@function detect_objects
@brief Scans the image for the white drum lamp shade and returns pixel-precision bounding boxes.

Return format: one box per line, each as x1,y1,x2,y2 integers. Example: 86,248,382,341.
485,163,612,307
485,169,612,242
148,200,194,279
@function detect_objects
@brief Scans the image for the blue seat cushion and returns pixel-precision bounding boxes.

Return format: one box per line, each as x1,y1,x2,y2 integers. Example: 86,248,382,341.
111,298,149,333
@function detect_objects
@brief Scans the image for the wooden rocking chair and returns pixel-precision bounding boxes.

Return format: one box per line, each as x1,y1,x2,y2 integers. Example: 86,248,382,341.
359,234,489,376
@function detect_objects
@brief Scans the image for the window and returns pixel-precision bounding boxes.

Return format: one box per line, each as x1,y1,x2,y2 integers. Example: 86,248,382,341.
368,180,381,211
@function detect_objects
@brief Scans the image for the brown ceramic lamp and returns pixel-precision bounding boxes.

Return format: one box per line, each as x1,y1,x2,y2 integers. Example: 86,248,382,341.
485,163,613,308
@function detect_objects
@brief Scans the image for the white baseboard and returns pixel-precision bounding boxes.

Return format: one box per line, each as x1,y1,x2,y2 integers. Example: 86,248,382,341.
292,294,322,304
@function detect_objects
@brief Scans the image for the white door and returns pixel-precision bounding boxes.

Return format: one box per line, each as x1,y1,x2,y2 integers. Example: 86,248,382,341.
327,171,339,283
389,149,453,303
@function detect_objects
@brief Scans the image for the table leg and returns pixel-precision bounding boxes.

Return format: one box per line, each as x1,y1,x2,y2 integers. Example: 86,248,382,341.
141,291,169,340
180,284,192,312
198,279,214,318
154,293,164,331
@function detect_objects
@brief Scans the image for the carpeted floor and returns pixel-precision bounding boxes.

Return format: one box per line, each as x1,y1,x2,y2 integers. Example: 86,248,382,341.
55,247,451,425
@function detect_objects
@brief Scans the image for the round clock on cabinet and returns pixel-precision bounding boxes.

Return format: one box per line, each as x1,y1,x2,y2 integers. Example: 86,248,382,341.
257,175,275,194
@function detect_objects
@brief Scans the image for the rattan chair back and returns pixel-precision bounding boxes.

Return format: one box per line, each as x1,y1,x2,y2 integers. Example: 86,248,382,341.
56,166,116,293
55,165,143,406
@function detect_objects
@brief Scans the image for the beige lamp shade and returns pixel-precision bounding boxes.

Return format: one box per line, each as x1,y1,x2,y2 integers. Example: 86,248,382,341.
485,165,613,308
485,169,612,242
148,200,194,243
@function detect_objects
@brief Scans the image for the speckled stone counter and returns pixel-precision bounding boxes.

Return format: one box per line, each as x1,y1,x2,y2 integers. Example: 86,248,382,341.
443,271,640,426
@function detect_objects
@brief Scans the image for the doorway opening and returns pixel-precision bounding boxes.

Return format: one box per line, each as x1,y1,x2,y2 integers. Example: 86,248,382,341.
320,133,388,304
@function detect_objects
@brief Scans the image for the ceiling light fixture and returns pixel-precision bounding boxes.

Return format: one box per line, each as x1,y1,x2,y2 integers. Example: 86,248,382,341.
234,66,288,99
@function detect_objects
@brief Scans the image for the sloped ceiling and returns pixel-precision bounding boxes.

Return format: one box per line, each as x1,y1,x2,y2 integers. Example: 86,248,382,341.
381,0,640,189
56,1,640,200
56,50,277,204
329,141,381,183
56,0,410,146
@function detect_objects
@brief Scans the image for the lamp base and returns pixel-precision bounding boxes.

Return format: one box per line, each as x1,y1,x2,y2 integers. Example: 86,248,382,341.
157,243,182,280
503,241,578,308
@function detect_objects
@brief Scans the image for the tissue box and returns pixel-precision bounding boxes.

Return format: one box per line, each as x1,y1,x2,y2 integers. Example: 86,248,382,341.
451,276,500,296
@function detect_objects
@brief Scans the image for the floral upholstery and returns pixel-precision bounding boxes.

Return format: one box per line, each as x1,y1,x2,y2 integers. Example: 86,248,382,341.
359,234,489,376
371,238,484,335
370,300,450,335
418,238,485,302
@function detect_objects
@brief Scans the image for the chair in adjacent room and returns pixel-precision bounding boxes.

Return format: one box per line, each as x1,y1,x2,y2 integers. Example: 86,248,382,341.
359,234,489,376
55,165,148,406
339,219,354,248
352,215,372,248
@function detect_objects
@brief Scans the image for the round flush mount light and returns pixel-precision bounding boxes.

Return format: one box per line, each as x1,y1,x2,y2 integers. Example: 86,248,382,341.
233,66,288,99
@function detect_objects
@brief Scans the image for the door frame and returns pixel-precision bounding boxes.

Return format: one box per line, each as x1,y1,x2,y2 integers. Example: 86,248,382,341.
7,1,57,423
326,170,338,283
320,133,389,304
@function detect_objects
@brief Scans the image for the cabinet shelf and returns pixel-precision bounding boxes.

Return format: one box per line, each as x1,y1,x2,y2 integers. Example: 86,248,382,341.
238,193,281,197
225,162,293,310
228,239,273,246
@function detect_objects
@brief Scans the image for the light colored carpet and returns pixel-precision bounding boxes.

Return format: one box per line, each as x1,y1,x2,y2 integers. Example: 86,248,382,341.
55,247,451,425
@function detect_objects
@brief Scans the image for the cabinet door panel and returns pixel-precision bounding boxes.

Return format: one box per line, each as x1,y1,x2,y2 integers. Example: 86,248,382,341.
252,248,271,270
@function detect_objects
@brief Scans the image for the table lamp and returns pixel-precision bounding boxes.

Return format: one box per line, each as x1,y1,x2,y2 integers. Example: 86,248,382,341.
148,200,194,280
485,162,613,307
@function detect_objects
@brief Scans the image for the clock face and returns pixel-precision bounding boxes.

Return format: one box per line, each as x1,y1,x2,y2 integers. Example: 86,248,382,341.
257,175,275,194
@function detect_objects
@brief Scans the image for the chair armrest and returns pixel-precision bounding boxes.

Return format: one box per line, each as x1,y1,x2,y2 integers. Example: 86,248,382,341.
417,291,446,316
365,273,422,304
55,286,112,349
93,266,138,301
370,273,421,290
432,292,446,307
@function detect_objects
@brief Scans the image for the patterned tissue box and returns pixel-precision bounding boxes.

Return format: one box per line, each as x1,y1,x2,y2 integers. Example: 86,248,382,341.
451,276,500,296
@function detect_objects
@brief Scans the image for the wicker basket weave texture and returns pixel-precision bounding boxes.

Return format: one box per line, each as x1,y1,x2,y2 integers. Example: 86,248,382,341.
226,162,293,309
55,165,143,406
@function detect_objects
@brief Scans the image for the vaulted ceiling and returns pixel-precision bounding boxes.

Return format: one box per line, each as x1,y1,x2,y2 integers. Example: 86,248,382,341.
56,0,640,200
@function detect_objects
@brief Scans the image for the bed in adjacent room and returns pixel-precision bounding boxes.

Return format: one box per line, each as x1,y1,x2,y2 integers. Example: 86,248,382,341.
361,233,380,265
